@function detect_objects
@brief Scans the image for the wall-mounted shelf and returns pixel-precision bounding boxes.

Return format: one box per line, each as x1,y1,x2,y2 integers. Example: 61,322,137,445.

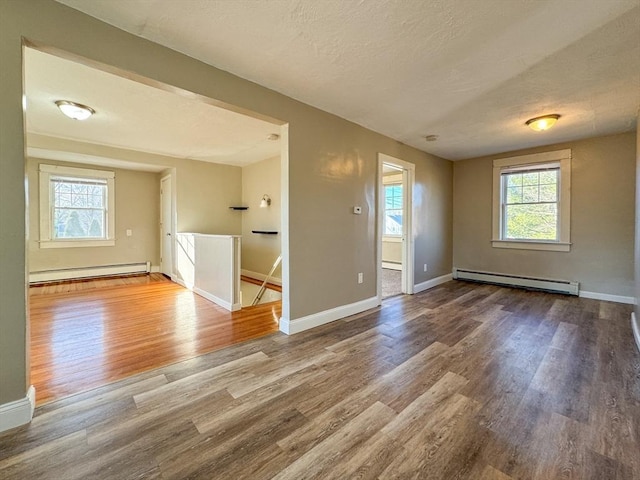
252,230,278,235
229,206,249,210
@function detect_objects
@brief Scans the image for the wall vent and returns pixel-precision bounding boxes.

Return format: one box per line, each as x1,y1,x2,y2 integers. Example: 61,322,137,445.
453,268,579,296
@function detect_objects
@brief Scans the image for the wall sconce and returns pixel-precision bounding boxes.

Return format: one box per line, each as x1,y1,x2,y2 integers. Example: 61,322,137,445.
260,194,271,208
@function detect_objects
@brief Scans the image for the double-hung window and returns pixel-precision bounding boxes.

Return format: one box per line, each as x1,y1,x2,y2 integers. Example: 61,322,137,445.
39,164,115,248
384,183,403,236
492,149,571,251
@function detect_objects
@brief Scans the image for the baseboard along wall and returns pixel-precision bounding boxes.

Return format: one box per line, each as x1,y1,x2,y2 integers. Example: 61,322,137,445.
0,386,35,433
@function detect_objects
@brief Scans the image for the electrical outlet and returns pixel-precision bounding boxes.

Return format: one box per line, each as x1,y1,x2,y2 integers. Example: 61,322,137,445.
358,272,363,284
423,264,428,272
126,229,133,237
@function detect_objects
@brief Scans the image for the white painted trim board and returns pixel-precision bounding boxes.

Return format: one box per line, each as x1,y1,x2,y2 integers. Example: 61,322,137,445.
414,274,453,294
0,386,35,433
280,296,379,335
579,291,635,305
631,312,639,353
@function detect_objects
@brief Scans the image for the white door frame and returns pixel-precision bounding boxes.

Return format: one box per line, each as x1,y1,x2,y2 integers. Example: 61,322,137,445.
377,153,415,301
160,172,176,278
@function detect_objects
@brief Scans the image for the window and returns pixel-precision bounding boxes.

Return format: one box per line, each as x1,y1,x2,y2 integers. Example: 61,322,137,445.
492,149,571,252
384,183,403,236
39,164,115,248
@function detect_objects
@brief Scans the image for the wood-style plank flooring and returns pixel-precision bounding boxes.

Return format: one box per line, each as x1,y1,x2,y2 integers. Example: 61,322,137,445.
3,281,638,479
29,274,280,405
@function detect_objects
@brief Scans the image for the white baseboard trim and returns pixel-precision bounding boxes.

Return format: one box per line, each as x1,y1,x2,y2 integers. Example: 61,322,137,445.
280,296,380,335
0,386,35,433
193,287,241,312
414,274,453,294
150,265,160,273
382,262,402,271
579,291,635,305
632,312,640,353
30,262,151,283
241,269,282,286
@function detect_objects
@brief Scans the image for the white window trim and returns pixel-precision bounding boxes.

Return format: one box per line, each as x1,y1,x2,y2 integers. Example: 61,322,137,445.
492,149,571,252
39,164,115,248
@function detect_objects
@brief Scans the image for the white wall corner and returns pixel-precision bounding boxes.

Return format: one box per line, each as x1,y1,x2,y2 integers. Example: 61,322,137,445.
578,291,635,305
414,274,453,294
279,296,380,335
632,312,640,354
0,385,36,433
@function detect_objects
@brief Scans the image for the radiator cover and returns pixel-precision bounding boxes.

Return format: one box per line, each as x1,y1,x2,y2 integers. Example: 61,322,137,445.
453,268,579,296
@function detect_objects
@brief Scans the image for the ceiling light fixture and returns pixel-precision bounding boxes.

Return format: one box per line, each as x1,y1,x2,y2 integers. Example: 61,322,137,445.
424,135,439,142
55,100,95,120
525,114,560,132
267,133,280,141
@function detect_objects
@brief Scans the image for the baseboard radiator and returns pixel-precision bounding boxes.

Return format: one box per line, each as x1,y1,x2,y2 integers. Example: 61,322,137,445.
453,268,579,296
30,262,151,284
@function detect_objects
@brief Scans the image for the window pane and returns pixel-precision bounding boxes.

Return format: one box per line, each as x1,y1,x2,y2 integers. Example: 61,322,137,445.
384,183,403,235
507,173,522,187
384,210,403,235
522,185,539,203
50,178,108,240
522,172,539,186
539,170,557,184
53,208,105,239
539,183,557,202
504,203,557,240
506,186,521,204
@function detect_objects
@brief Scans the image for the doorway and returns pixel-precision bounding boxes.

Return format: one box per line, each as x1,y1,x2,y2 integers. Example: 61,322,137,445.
378,153,415,299
23,45,290,405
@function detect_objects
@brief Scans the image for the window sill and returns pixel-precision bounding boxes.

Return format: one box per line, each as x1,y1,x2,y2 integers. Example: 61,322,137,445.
40,239,115,249
491,239,570,252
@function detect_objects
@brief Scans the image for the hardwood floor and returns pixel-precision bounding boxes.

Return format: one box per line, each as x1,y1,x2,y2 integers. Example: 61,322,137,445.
3,281,638,479
29,274,281,405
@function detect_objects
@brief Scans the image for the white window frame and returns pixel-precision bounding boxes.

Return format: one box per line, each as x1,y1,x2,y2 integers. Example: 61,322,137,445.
39,164,115,248
492,149,571,252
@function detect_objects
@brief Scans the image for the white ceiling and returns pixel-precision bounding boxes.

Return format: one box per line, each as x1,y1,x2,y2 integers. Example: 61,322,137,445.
55,0,640,161
25,48,282,167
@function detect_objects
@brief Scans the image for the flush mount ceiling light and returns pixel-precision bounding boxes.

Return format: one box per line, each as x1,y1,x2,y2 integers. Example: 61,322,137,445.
55,100,95,120
525,114,560,132
267,133,280,141
424,135,439,142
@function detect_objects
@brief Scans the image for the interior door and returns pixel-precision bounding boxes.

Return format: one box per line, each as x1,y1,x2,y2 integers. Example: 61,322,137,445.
160,175,173,277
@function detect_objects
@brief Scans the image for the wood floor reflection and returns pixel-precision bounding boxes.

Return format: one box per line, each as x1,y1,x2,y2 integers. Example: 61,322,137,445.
29,274,280,405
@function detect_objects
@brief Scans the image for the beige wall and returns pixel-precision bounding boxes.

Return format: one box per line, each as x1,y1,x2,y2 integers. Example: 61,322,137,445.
27,157,161,272
0,0,453,406
29,135,243,236
453,132,636,297
241,156,282,279
382,240,402,264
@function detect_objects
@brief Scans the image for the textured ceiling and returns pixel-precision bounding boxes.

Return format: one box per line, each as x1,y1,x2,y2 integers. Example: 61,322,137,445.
25,48,281,167
56,0,640,160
